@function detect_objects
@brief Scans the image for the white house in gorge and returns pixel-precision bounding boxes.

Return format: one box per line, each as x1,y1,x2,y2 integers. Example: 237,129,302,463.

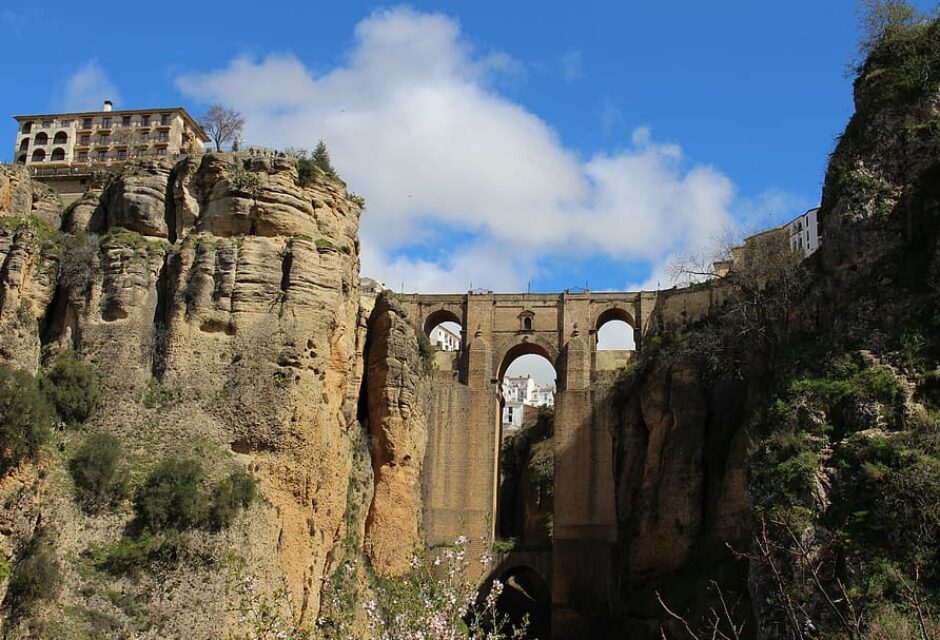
501,375,555,430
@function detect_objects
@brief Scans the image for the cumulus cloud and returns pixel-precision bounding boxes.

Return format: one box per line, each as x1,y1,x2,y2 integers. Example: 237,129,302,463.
58,60,121,112
176,7,743,292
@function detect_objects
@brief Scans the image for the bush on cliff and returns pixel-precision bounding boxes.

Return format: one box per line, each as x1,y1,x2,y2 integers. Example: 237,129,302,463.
69,432,126,512
5,531,61,617
0,364,54,474
41,350,100,427
134,458,207,532
208,469,256,530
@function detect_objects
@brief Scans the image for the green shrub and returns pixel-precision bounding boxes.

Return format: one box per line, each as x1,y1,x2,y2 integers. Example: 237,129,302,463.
208,469,256,530
6,533,60,615
91,531,178,577
41,351,100,426
0,365,54,474
69,432,125,512
134,458,207,531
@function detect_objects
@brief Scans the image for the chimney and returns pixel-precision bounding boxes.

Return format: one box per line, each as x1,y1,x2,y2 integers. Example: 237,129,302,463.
103,100,113,112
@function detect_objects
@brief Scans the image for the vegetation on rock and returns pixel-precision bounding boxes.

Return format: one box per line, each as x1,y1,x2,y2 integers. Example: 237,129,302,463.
0,365,54,474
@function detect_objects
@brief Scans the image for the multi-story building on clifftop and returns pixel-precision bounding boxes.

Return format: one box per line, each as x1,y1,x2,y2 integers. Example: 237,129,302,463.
12,101,209,168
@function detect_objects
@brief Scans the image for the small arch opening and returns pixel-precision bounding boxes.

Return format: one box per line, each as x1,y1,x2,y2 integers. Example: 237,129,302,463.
595,308,636,351
424,309,463,352
498,347,555,545
34,132,48,145
53,131,68,145
51,148,65,161
21,121,33,134
19,138,28,151
16,154,26,164
31,149,46,162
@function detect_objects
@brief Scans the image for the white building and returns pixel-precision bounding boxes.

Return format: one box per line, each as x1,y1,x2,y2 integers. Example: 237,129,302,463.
786,207,820,258
429,324,460,351
13,102,208,167
501,375,555,430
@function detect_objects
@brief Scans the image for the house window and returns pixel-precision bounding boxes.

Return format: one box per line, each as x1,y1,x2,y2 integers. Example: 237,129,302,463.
102,117,112,128
141,114,150,126
42,120,52,128
97,150,107,161
51,148,65,161
117,149,127,160
507,407,513,422
122,115,131,126
78,151,88,161
59,119,72,127
80,135,90,145
34,132,48,145
53,131,68,144
523,317,533,331
99,134,110,144
19,138,28,151
31,149,46,162
160,113,172,125
82,117,93,129
21,122,32,134
156,148,166,156
157,132,169,142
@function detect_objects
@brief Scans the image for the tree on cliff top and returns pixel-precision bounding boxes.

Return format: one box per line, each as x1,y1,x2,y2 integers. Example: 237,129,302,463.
857,0,930,58
312,140,338,178
199,104,245,152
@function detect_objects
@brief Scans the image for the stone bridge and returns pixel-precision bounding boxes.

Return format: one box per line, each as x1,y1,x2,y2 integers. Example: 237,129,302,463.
399,290,671,638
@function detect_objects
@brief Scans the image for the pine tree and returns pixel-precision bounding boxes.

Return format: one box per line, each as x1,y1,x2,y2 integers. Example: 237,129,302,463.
312,140,337,177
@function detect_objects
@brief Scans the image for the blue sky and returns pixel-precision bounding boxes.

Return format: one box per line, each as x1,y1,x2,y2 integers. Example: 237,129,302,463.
3,0,929,295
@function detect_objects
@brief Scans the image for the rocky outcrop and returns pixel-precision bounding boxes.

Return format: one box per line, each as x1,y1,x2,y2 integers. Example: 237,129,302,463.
363,294,429,576
0,154,370,638
612,359,753,632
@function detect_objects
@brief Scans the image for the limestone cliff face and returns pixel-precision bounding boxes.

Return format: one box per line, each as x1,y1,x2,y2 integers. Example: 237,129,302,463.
612,359,753,632
363,294,429,576
0,155,373,638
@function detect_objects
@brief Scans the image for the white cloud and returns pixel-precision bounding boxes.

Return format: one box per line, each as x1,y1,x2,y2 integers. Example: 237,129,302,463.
58,60,121,112
176,7,748,293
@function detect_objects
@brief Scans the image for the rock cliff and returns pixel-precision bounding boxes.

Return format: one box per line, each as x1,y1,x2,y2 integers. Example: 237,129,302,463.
0,154,424,639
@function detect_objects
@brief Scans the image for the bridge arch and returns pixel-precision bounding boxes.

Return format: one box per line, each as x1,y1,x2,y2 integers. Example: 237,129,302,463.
422,307,463,338
594,305,635,331
496,337,559,383
478,561,552,639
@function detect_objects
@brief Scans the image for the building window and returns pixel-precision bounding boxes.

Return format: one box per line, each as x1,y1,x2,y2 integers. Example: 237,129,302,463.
53,131,68,144
99,134,110,144
523,316,533,331
80,135,90,145
34,132,48,145
141,114,150,126
157,132,169,142
78,151,88,162
160,113,172,125
117,149,127,160
31,149,45,162
60,119,72,127
101,117,112,128
97,150,107,161
41,120,52,128
21,122,32,134
51,148,65,161
82,117,93,129
17,154,27,164
122,115,131,126
19,138,28,151
156,148,167,156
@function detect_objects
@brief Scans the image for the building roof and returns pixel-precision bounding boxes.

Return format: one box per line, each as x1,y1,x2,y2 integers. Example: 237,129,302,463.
14,107,210,142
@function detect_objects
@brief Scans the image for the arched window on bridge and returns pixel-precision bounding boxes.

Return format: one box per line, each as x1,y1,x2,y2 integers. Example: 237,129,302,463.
498,347,555,544
424,309,463,352
595,308,636,351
